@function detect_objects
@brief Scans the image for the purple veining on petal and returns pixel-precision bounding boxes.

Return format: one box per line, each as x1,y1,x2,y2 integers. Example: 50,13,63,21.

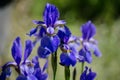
43,3,59,27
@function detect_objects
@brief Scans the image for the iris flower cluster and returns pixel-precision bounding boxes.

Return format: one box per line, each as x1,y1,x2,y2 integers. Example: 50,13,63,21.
0,3,101,80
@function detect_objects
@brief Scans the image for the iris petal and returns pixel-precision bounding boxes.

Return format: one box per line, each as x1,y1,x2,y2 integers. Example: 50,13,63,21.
85,51,92,63
37,46,51,58
57,26,71,43
32,20,44,25
87,43,102,57
16,75,27,80
32,56,40,69
79,48,92,63
40,35,60,53
60,53,76,66
80,66,96,80
80,67,88,80
28,27,38,36
42,60,48,72
79,49,85,62
43,3,59,27
69,52,77,66
55,20,66,26
34,68,48,80
81,21,96,40
24,40,33,63
27,75,38,80
0,67,11,80
86,69,97,80
38,27,46,38
60,53,70,66
41,36,54,52
93,46,102,57
11,37,22,65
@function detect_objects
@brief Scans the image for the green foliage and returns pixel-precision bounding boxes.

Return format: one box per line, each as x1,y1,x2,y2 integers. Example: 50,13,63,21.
29,0,120,24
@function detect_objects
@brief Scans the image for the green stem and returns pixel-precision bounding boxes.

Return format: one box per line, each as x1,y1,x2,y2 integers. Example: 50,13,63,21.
51,51,57,80
81,62,84,73
64,66,70,80
47,57,49,74
72,67,76,80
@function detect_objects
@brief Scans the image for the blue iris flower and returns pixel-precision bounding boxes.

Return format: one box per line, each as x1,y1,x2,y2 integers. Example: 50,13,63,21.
11,37,37,80
78,21,102,63
80,66,97,80
0,37,48,80
32,56,48,80
28,3,65,40
0,37,34,80
27,3,66,58
59,35,80,67
11,37,33,65
17,56,48,80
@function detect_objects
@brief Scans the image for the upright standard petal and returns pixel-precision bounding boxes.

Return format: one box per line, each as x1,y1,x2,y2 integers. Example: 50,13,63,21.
11,37,22,65
43,3,59,27
81,21,96,40
24,40,33,62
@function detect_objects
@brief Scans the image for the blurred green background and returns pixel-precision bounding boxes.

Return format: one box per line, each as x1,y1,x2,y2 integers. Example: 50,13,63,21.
0,0,120,80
